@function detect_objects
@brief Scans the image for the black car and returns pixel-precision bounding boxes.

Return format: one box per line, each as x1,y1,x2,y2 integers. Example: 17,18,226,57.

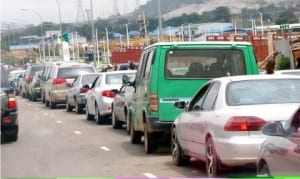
1,66,18,142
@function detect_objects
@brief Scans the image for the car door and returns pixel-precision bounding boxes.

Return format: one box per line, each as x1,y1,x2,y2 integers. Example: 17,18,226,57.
186,82,220,156
86,75,102,115
68,76,79,105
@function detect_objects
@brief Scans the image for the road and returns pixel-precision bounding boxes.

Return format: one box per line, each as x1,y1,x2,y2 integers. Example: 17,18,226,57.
1,97,256,178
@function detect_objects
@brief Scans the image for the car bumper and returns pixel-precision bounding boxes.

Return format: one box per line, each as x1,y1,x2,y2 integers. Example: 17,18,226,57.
146,116,172,133
77,94,86,105
50,90,67,103
1,111,18,135
214,136,265,167
99,97,114,116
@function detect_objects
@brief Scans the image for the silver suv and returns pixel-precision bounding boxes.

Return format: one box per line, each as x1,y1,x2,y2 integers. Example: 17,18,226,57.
44,62,96,109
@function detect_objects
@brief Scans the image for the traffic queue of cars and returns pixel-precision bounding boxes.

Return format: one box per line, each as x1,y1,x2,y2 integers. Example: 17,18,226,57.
4,41,300,177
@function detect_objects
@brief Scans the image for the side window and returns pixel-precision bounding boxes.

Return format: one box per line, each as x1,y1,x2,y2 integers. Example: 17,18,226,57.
144,50,154,79
141,52,150,79
201,82,220,110
72,77,79,86
188,84,211,111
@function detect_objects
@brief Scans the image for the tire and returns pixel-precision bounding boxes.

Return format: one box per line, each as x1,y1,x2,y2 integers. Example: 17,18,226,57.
85,104,94,121
130,120,142,144
66,98,72,112
95,104,104,124
171,127,190,166
258,162,271,177
31,93,36,102
74,100,82,114
206,137,221,178
112,107,122,129
144,123,156,154
41,92,45,104
49,98,56,109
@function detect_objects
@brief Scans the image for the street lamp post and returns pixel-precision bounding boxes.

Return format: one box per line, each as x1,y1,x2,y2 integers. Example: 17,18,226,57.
157,0,163,41
55,0,64,60
90,0,97,68
258,11,264,36
21,9,46,64
126,23,130,46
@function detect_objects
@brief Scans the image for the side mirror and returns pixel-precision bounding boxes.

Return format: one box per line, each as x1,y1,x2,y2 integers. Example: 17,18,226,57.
122,74,130,85
19,74,24,78
262,122,285,136
10,81,17,88
111,89,119,95
173,101,186,110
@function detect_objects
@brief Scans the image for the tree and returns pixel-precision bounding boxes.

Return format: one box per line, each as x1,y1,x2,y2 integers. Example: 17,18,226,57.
275,10,298,25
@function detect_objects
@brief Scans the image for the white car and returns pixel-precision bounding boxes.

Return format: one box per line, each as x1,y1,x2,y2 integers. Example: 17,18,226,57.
275,69,300,76
257,107,300,176
171,75,300,177
85,70,136,124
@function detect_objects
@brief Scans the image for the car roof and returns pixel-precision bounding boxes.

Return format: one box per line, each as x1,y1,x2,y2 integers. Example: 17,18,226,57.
212,74,300,83
276,69,300,73
52,62,94,68
103,70,137,75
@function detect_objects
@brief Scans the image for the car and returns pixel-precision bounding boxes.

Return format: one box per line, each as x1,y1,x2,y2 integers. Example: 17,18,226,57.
43,62,97,109
170,75,300,177
27,71,43,101
8,69,25,95
20,64,44,98
257,107,300,177
111,71,136,133
275,69,300,76
1,66,18,142
85,70,136,124
66,73,99,114
128,41,259,154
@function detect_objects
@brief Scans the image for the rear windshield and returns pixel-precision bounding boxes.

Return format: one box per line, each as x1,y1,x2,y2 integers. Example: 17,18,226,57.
165,49,246,79
227,79,300,105
106,73,136,85
58,67,95,79
82,74,98,84
31,66,44,75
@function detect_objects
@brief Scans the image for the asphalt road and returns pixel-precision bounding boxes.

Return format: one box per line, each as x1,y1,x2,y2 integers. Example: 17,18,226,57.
1,96,256,178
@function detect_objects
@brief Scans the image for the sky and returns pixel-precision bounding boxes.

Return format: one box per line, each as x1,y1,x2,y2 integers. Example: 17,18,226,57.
1,0,149,27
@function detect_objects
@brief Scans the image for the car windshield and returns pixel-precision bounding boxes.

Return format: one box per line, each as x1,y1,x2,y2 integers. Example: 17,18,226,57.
31,66,44,74
106,73,136,85
227,79,300,105
57,67,95,79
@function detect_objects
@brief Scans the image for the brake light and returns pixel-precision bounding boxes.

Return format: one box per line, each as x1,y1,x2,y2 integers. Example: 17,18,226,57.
149,93,158,112
27,75,33,82
2,117,12,123
224,116,266,131
80,88,89,93
53,78,67,85
102,90,116,98
8,96,17,109
34,82,40,87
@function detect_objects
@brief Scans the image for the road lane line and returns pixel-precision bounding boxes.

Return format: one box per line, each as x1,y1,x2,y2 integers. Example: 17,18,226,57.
56,120,63,123
35,107,39,110
44,113,49,116
143,173,157,178
74,130,81,134
100,146,110,151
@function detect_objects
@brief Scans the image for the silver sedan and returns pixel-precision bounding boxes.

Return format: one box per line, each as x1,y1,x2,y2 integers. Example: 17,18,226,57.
171,75,300,177
85,70,136,124
257,107,300,176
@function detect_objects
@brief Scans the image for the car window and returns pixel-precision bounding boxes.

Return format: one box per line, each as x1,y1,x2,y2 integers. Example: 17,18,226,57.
227,79,300,105
31,66,44,75
188,83,212,111
1,68,10,88
82,74,98,85
201,82,220,110
165,49,245,79
57,67,95,79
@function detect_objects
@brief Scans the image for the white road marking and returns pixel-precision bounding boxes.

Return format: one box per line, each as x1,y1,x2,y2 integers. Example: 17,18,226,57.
143,173,157,178
35,107,39,110
27,103,32,106
100,146,110,151
44,113,49,116
56,120,63,123
74,130,81,134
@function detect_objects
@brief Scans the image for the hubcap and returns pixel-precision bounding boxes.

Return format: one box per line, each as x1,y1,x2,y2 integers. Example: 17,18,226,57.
206,143,214,175
171,130,178,158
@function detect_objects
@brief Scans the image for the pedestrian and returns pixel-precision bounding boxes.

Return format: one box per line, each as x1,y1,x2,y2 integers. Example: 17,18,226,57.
129,61,136,70
264,59,276,74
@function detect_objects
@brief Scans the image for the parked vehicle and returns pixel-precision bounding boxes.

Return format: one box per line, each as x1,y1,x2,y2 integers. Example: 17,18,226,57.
127,41,259,154
27,71,42,101
171,75,300,177
20,64,44,98
8,69,25,95
66,73,98,114
111,71,136,133
85,70,136,124
44,62,97,109
257,107,300,176
1,66,18,142
276,69,300,76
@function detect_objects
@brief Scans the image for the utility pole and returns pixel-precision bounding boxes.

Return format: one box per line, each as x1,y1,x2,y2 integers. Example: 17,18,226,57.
157,0,163,41
90,0,97,68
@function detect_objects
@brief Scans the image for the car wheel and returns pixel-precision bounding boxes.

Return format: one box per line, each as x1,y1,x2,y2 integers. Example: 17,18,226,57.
49,97,56,109
75,100,82,114
125,110,131,135
45,100,49,107
171,127,190,166
206,137,221,178
85,104,94,121
31,93,36,101
95,104,104,124
41,92,45,104
112,107,122,129
258,162,271,177
130,120,142,144
144,123,156,154
66,98,72,112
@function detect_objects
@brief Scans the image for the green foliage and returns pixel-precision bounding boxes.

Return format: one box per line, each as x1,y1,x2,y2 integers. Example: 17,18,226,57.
275,10,298,25
276,55,291,70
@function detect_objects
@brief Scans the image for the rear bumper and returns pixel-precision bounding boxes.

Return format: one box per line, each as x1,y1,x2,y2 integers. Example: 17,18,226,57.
1,111,18,136
50,90,67,103
146,116,172,133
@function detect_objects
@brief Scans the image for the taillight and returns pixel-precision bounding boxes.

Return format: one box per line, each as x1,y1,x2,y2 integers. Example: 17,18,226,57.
224,116,266,131
34,82,40,87
149,93,158,112
8,96,17,109
53,78,67,85
2,117,12,123
27,75,33,82
102,90,116,98
80,88,89,93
